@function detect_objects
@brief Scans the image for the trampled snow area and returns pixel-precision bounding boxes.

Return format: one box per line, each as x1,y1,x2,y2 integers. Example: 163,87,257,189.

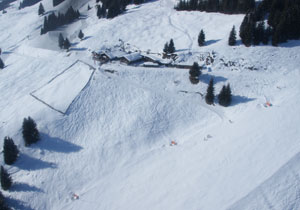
0,0,300,210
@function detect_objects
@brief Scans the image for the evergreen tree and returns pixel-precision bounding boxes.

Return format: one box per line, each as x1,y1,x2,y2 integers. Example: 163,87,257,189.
228,25,237,46
63,38,71,50
168,39,175,53
87,4,91,10
198,29,205,46
78,30,84,40
163,42,169,54
218,84,232,107
0,166,12,191
0,58,4,69
189,62,201,78
22,117,40,146
3,137,19,165
0,191,10,210
58,33,64,49
205,78,215,105
38,3,45,15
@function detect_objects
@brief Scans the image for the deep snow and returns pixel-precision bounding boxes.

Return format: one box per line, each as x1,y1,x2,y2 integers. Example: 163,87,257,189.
0,0,300,210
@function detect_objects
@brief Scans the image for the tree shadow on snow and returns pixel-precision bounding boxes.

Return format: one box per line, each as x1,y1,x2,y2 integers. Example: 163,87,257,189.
200,73,227,85
6,197,35,210
15,153,57,171
69,47,88,52
82,36,92,41
205,39,221,46
11,182,44,193
231,95,256,106
34,133,82,154
279,40,300,48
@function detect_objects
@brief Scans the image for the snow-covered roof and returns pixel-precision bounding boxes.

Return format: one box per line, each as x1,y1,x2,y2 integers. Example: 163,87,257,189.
98,50,127,59
121,52,143,62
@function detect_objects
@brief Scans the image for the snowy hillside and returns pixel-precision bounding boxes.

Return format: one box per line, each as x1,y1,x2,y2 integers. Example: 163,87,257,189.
0,0,300,209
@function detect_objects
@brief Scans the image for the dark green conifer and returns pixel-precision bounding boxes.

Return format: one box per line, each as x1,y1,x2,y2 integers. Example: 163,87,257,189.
228,26,237,46
205,78,215,105
38,3,45,15
0,166,12,191
22,117,40,146
168,39,175,53
198,29,205,46
3,137,19,165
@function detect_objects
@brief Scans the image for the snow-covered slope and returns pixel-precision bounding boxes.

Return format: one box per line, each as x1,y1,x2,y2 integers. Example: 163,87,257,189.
0,0,300,209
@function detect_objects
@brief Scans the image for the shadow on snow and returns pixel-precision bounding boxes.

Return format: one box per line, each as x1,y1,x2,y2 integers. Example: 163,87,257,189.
200,73,227,85
231,95,256,106
11,182,44,193
34,133,83,153
6,197,35,210
15,153,57,171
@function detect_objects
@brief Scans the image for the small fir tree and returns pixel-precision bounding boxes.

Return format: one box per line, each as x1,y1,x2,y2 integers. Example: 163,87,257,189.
0,58,4,69
38,3,45,15
0,166,12,191
22,117,40,146
63,38,71,50
189,62,201,78
205,78,215,105
0,191,10,210
218,84,232,107
78,30,84,40
198,29,205,46
58,33,64,49
228,26,237,46
3,137,19,165
163,42,169,54
87,4,91,10
168,39,175,53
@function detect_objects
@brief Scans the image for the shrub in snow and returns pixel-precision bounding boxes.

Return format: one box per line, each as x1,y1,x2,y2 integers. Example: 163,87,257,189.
22,117,40,146
3,137,19,165
0,166,12,191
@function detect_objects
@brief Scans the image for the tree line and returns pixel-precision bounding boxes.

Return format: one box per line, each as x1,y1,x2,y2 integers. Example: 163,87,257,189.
41,6,80,35
240,0,300,46
96,0,147,19
175,0,255,14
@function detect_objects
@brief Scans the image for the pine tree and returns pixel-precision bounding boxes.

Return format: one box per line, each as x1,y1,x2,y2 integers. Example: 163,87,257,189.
87,4,91,10
38,3,45,15
78,30,84,40
0,166,12,191
228,25,237,46
218,84,232,107
205,78,215,105
168,39,175,53
163,42,169,54
63,38,71,50
0,58,4,69
58,33,64,49
22,117,40,146
3,137,19,165
0,191,10,210
198,29,205,46
189,62,201,78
